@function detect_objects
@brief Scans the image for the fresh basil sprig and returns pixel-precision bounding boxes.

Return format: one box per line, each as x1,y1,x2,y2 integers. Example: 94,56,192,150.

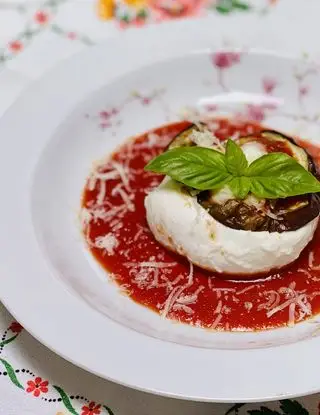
144,146,232,190
145,139,320,199
225,139,248,176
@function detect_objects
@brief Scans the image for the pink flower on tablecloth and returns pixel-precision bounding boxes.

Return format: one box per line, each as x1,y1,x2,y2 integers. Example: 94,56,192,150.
262,77,277,94
8,40,23,53
34,10,49,24
212,51,241,69
26,377,49,397
81,401,101,415
118,20,129,29
133,16,146,26
149,0,208,21
9,322,23,333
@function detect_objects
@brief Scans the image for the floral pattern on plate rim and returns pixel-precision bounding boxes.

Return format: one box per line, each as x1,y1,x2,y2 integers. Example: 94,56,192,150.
86,50,320,167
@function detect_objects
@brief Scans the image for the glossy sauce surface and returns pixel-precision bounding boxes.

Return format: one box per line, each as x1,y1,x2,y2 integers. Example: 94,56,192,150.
82,120,320,331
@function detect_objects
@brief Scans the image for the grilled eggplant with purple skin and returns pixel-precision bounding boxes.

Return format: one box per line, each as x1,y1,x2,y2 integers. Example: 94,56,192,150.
168,127,320,233
168,124,198,149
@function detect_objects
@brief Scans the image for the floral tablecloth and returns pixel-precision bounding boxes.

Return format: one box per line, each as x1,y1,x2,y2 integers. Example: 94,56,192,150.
1,0,320,414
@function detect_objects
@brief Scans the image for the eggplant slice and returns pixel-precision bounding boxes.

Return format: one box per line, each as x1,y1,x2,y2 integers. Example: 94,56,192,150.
168,126,320,233
198,192,320,232
198,130,320,233
238,130,310,170
167,123,200,150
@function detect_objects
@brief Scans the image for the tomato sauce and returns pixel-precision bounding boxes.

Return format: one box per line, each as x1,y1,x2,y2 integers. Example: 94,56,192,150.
259,136,293,156
82,119,320,331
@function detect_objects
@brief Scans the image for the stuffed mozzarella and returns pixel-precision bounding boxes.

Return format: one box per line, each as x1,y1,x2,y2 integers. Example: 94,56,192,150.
145,125,320,275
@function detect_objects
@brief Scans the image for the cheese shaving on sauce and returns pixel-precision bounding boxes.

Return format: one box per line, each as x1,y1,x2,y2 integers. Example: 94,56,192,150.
161,261,194,318
309,251,320,271
94,233,119,255
190,129,224,151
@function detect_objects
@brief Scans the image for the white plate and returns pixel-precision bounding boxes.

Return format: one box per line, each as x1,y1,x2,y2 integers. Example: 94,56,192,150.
1,19,320,402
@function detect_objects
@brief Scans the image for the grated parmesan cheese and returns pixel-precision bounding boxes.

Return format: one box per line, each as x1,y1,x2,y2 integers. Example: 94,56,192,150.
244,302,253,311
112,184,135,212
94,233,119,255
211,313,223,329
161,261,194,318
308,251,320,271
190,130,217,148
190,127,225,152
110,161,131,192
298,268,320,282
309,251,315,268
80,208,92,227
173,303,194,315
236,285,255,295
124,261,176,268
214,300,223,314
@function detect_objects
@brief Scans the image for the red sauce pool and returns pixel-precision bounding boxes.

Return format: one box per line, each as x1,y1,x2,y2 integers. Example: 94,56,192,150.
82,119,320,331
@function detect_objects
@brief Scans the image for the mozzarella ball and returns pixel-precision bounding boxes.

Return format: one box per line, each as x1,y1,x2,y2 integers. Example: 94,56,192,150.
145,178,318,275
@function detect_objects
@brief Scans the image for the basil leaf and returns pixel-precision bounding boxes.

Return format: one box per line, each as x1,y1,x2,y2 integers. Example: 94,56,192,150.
247,152,320,198
225,139,248,176
247,152,296,176
228,176,251,199
145,143,320,199
145,147,232,190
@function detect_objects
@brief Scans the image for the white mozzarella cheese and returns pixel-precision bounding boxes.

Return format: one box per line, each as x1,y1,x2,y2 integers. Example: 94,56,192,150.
210,141,267,207
145,178,318,275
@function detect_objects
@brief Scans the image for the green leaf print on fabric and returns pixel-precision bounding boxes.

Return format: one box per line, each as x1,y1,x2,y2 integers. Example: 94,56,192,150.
0,334,18,348
280,399,309,415
0,358,24,389
248,408,281,415
225,403,246,414
214,0,251,14
247,401,310,415
53,385,79,415
226,398,310,414
232,0,251,10
103,405,116,415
